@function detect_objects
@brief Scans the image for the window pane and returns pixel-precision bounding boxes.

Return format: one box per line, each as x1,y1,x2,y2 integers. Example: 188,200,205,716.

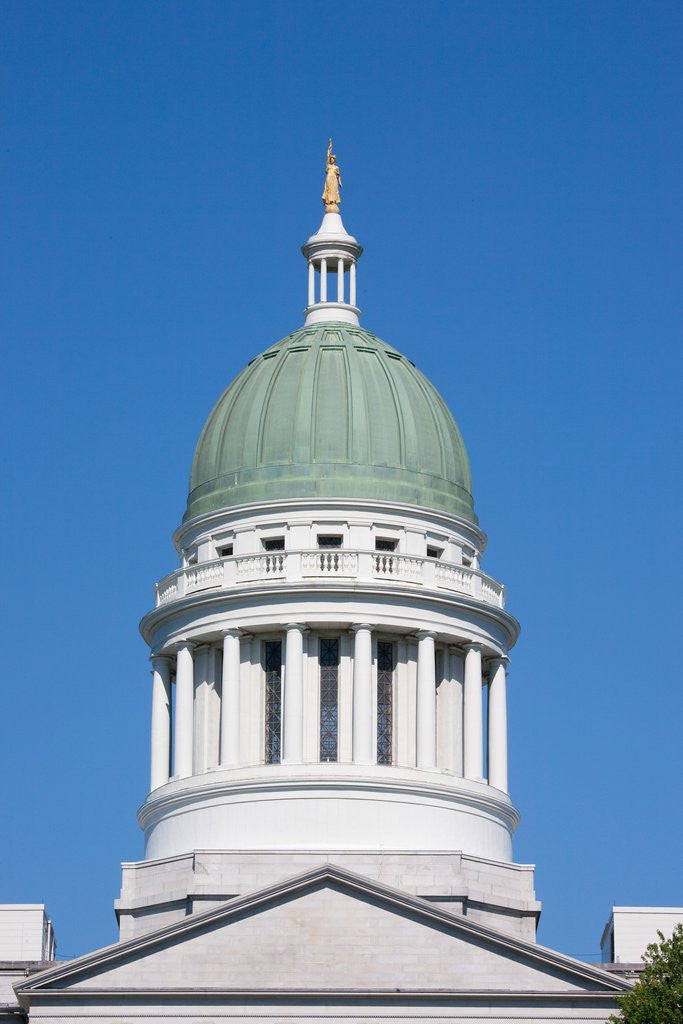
263,537,284,551
264,641,282,764
320,638,339,762
317,535,343,548
377,641,394,765
375,538,396,552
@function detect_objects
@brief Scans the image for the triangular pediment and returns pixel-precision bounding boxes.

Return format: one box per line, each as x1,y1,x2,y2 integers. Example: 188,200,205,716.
17,864,629,1000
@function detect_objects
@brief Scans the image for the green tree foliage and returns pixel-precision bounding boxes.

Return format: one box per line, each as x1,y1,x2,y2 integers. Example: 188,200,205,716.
610,923,683,1023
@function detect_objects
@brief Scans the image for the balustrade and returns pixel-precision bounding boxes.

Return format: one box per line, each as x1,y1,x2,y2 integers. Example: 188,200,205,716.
301,550,358,575
236,552,285,581
155,550,504,609
186,562,224,593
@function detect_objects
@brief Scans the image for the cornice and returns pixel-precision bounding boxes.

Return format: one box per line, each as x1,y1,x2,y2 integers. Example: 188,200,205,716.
139,579,520,650
136,768,521,834
21,987,627,1003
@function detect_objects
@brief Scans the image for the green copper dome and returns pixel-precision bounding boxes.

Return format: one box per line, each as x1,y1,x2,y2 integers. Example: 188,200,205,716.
186,324,476,523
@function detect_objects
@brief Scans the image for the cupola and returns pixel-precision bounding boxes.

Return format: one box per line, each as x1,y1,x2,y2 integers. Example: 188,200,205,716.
301,139,363,325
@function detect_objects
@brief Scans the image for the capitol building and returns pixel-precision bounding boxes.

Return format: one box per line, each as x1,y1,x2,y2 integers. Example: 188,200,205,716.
4,153,643,1023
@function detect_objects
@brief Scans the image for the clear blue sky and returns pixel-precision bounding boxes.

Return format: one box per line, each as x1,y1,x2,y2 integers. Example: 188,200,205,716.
2,0,681,961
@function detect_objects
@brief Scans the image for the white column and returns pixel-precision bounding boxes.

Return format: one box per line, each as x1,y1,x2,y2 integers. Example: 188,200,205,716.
320,258,327,301
488,657,509,792
192,644,210,774
416,631,437,770
220,629,241,768
283,624,304,763
174,641,194,779
150,655,172,791
352,624,373,764
337,258,344,302
308,260,315,306
463,643,483,780
449,646,465,776
349,261,356,306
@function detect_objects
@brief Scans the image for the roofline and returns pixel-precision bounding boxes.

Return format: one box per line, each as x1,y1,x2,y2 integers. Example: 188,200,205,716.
16,863,631,1002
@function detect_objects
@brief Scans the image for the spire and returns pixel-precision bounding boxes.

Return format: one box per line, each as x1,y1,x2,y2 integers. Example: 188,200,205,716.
301,141,363,326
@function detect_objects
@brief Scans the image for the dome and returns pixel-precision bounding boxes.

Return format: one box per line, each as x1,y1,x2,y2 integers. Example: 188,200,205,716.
186,323,476,523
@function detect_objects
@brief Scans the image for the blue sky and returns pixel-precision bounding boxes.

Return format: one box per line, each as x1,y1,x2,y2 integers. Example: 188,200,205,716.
1,0,681,960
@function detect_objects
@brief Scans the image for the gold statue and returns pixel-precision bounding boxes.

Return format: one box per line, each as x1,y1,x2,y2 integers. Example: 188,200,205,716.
322,139,342,212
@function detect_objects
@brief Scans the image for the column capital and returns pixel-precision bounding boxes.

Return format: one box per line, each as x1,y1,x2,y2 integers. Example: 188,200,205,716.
150,653,172,669
221,627,242,640
417,630,436,641
463,641,482,654
172,639,195,653
487,654,509,672
285,622,308,633
351,622,373,634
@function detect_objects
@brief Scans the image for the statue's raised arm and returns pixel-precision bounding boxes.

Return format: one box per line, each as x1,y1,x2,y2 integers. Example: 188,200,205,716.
322,138,342,212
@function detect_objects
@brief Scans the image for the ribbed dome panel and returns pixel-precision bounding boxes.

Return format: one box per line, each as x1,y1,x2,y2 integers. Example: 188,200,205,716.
187,324,476,523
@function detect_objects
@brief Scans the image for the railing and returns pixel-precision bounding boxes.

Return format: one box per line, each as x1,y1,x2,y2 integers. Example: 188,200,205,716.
235,552,285,582
155,550,505,609
301,550,358,576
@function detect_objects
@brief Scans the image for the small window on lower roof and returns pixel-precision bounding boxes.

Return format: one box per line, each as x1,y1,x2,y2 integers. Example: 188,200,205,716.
318,535,342,548
218,543,233,557
427,546,443,559
375,538,397,552
263,537,285,551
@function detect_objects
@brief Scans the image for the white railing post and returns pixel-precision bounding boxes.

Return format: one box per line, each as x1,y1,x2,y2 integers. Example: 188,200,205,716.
358,551,374,581
422,557,436,588
287,550,302,582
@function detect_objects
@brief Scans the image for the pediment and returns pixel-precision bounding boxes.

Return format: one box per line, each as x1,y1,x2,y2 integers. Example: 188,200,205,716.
17,864,629,999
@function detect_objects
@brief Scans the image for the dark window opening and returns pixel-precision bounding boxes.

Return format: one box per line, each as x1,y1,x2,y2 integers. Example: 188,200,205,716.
375,538,397,552
218,543,233,557
377,641,394,765
319,638,339,762
264,641,282,764
317,535,343,548
426,546,443,559
263,537,285,551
